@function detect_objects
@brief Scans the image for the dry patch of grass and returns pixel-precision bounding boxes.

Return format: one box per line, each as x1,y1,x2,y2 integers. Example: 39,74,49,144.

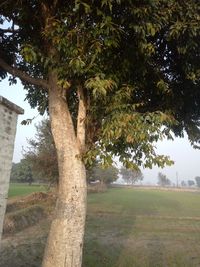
6,191,56,213
3,192,56,236
3,205,46,235
0,192,54,267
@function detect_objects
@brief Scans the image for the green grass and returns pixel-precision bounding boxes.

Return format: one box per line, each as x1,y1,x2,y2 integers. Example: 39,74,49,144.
8,183,46,198
83,188,200,267
88,188,200,217
6,185,200,266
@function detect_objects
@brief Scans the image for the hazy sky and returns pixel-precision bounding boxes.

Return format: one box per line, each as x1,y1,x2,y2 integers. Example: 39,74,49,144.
1,78,200,184
0,78,45,161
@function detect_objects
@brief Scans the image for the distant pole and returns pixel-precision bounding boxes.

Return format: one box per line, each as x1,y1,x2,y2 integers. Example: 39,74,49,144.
176,172,179,187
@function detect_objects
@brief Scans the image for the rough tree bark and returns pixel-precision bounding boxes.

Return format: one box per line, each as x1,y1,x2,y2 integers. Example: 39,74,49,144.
42,73,87,267
0,42,88,267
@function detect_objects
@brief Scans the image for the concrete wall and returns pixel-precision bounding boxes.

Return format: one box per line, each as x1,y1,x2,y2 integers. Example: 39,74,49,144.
0,96,24,246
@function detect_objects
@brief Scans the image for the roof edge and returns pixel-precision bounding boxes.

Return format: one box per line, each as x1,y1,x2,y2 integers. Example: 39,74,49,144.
0,96,24,115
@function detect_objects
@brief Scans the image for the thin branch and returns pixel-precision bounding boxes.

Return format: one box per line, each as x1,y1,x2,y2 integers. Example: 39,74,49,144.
77,85,86,152
0,28,19,34
0,58,49,90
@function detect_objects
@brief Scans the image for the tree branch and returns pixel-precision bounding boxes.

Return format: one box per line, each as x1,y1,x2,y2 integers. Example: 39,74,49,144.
0,28,19,34
77,85,86,152
0,58,49,90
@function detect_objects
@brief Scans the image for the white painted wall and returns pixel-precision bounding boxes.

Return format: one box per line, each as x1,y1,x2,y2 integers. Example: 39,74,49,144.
0,96,23,247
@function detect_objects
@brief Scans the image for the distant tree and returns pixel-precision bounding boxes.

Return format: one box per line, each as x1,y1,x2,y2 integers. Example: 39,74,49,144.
24,119,58,184
181,181,187,187
26,166,33,185
195,177,200,187
86,162,98,184
120,167,143,185
188,180,195,187
10,159,34,183
158,172,171,187
87,164,118,186
25,119,118,186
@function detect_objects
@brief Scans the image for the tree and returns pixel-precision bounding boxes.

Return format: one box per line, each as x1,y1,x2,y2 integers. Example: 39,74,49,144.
195,177,200,187
24,119,58,184
158,172,171,187
181,180,186,187
25,118,117,186
87,164,118,185
10,159,34,184
188,180,195,187
1,1,200,266
120,167,143,185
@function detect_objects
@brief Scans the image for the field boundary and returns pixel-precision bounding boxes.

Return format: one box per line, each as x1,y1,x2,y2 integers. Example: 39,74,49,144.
112,184,200,193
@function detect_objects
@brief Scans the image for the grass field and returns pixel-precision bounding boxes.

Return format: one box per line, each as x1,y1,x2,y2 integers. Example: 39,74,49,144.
8,183,46,197
4,184,200,267
83,188,200,267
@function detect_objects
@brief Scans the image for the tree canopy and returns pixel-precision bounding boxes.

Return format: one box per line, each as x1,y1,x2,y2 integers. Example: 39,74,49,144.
195,176,200,187
188,180,195,187
1,0,200,169
10,160,34,184
87,163,118,184
120,166,143,185
157,172,171,186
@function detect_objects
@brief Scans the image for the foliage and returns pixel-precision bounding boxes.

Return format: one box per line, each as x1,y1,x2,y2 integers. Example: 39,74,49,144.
181,180,186,187
195,176,200,187
120,167,143,185
24,118,118,185
157,172,171,186
10,160,34,184
188,180,195,187
1,0,200,169
87,163,118,185
24,119,58,184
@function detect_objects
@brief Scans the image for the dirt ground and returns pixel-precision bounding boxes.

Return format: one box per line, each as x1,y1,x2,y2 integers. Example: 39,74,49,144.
0,192,55,267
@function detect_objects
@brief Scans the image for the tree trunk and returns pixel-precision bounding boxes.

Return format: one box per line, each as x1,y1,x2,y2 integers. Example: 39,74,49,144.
42,75,87,267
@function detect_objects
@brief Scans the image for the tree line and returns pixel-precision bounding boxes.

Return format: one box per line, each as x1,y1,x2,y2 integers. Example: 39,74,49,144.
157,172,198,187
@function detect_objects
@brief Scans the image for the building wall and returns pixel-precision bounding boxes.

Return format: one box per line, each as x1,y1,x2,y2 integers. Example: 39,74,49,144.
0,96,23,246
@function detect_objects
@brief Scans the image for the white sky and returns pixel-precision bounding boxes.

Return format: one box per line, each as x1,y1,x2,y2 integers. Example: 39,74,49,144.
0,78,44,161
1,78,200,185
